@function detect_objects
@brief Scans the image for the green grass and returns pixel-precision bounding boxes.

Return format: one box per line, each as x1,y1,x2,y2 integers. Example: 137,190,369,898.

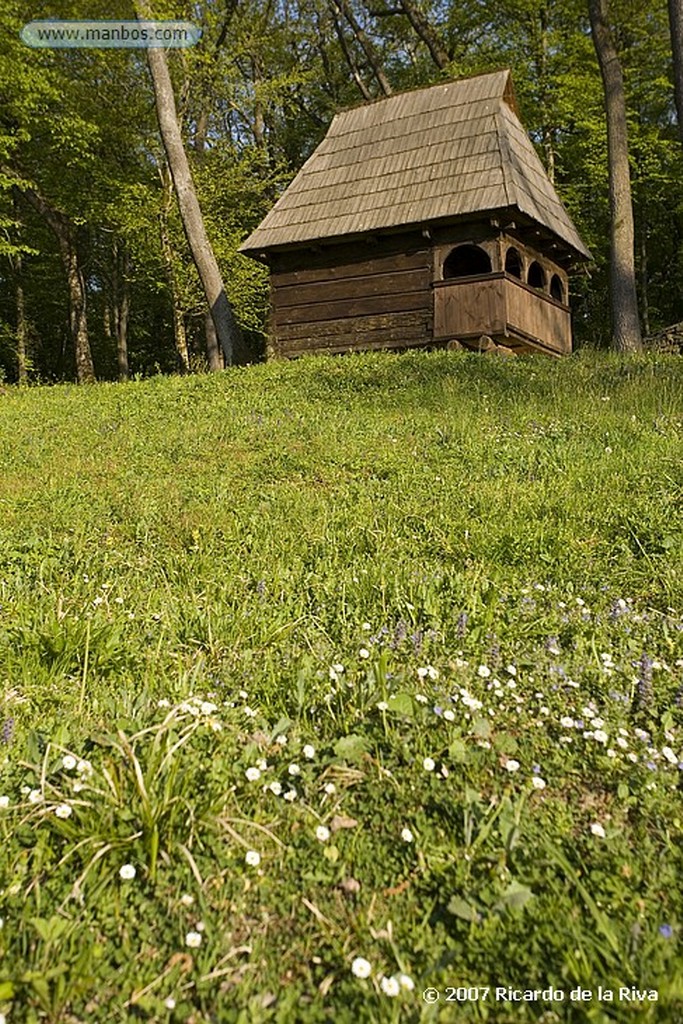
0,348,682,1023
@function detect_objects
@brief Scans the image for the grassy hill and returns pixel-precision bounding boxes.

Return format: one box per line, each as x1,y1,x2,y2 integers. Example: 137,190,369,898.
0,349,682,1023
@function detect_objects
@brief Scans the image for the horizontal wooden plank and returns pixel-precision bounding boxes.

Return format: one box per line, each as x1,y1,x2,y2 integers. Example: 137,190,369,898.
277,310,431,341
271,246,430,286
269,233,428,275
279,331,432,358
273,266,431,308
274,288,430,326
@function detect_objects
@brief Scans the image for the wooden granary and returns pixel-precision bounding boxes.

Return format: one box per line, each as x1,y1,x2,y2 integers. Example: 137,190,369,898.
240,70,591,358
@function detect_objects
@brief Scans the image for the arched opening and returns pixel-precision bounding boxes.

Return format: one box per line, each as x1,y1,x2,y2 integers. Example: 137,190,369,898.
550,274,564,302
505,247,522,278
443,244,492,279
527,261,546,290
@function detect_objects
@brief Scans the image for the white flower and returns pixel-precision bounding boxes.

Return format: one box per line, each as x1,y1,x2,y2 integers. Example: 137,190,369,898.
180,893,195,907
359,648,370,659
245,767,261,782
477,665,491,678
590,822,606,838
288,763,301,776
324,782,336,795
415,693,428,704
634,728,649,740
592,717,605,729
627,752,638,763
245,850,261,867
351,957,372,979
401,828,414,842
55,803,73,819
28,789,42,804
62,754,77,771
593,730,608,744
76,759,92,776
276,734,288,746
504,759,520,772
506,664,517,676
195,920,205,932
616,737,628,749
316,825,330,842
268,781,283,796
0,795,9,809
185,930,202,948
422,757,436,772
443,709,455,721
243,706,257,718
376,701,389,712
332,663,345,674
256,759,268,771
164,997,176,1010
662,746,679,765
119,864,136,880
399,973,415,991
532,777,546,790
284,789,297,802
607,749,616,758
539,706,550,716
239,690,248,699
200,701,217,715
560,716,574,728
381,976,400,997
303,745,316,760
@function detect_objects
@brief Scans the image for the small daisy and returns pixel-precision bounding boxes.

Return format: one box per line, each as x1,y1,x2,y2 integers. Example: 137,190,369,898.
399,974,415,991
593,730,608,744
28,789,42,803
443,709,455,721
477,665,491,678
180,893,195,906
422,757,436,771
351,956,372,979
268,781,283,796
245,767,261,782
377,701,389,711
164,997,176,1010
359,648,370,659
662,747,678,765
284,789,297,802
0,795,9,809
62,754,77,771
288,763,301,776
55,803,73,819
590,822,606,838
276,734,288,746
315,825,330,842
401,828,414,842
560,716,574,728
303,745,316,759
532,776,546,790
119,864,136,880
324,782,336,795
381,976,400,997
185,930,202,948
245,850,261,867
504,759,520,772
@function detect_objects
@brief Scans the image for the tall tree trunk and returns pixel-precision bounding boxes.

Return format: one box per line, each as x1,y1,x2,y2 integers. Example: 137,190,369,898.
116,244,131,382
670,0,683,145
15,252,28,384
639,213,650,337
21,186,96,381
589,0,642,352
159,166,191,373
136,5,241,368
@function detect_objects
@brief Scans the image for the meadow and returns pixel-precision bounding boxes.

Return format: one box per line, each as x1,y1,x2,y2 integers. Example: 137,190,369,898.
0,349,682,1024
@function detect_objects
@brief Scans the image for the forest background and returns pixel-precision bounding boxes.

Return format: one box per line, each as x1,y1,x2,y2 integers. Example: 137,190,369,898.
1,0,682,383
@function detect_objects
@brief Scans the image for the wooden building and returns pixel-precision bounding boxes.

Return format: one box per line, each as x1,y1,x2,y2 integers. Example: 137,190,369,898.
239,70,591,358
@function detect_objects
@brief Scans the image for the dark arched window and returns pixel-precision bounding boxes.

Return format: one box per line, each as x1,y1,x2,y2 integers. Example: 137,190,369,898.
528,261,546,290
443,244,492,279
505,247,522,278
550,274,564,302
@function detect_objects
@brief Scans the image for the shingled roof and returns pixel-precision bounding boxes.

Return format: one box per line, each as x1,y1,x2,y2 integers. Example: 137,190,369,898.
240,69,590,260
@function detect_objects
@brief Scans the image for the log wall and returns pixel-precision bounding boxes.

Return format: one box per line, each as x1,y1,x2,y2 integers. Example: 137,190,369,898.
269,235,432,357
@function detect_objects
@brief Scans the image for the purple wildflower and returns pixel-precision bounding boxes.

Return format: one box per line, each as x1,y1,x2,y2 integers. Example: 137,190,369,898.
1,717,14,745
456,612,468,639
659,924,673,939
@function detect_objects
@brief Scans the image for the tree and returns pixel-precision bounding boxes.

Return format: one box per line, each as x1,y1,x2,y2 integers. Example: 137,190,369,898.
588,0,642,351
670,0,683,145
135,2,242,369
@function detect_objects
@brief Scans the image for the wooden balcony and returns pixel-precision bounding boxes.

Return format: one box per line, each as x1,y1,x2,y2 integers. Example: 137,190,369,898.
433,272,572,356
